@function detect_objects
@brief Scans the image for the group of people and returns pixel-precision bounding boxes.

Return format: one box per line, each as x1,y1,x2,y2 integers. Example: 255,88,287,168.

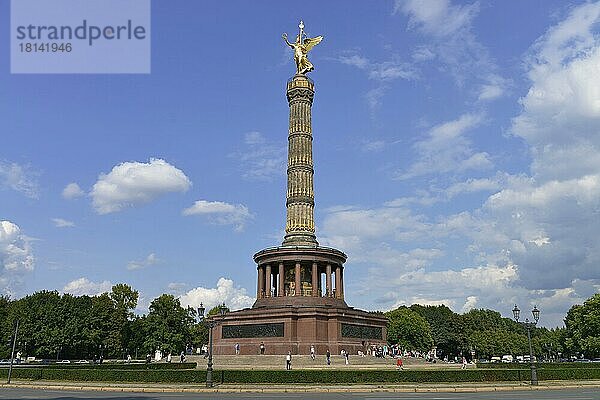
284,346,334,370
145,351,186,364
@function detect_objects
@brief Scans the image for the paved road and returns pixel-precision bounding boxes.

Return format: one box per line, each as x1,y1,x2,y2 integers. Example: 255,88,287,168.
1,388,599,400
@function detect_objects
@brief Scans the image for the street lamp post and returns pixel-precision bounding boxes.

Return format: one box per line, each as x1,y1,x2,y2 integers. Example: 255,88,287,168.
197,302,227,388
512,304,540,386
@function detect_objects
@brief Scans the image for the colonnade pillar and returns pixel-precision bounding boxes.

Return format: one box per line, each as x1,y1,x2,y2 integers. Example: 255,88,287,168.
311,262,318,297
278,262,284,297
257,265,264,298
265,264,272,297
335,265,341,299
340,267,344,299
326,263,332,297
295,262,301,296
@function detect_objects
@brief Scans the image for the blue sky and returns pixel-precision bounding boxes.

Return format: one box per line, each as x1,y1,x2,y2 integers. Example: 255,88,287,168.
2,0,600,328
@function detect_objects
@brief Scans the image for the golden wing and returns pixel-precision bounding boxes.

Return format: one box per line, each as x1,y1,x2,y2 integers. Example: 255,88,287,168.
303,36,323,52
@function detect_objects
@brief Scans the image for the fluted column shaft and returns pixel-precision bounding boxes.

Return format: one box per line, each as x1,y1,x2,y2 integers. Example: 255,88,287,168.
283,75,318,247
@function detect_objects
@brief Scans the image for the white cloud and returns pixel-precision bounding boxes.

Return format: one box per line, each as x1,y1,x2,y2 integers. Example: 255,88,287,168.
362,140,386,152
167,282,188,295
444,176,504,199
62,277,112,296
396,113,492,179
90,158,191,214
183,200,252,232
127,253,159,271
394,0,478,38
511,2,600,182
336,53,416,111
337,54,416,82
62,182,84,199
51,218,75,228
178,277,255,312
235,131,287,181
365,87,388,111
319,188,600,327
461,296,478,313
0,161,39,199
0,221,34,274
394,0,508,101
478,83,504,101
0,221,34,296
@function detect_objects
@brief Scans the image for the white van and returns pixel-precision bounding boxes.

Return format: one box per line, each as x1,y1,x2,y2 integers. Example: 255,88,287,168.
502,355,514,363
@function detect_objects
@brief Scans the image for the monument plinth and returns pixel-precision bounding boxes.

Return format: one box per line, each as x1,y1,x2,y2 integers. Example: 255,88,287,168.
212,22,387,355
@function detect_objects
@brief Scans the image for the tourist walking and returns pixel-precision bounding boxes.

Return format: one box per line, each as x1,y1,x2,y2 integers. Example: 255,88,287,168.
396,356,403,370
461,356,467,369
326,349,331,365
235,343,240,355
180,351,185,363
344,350,349,365
260,342,265,355
286,351,292,370
310,344,315,360
166,352,172,363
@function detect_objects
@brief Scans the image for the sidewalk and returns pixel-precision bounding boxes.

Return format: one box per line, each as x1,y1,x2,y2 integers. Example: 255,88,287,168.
2,380,600,393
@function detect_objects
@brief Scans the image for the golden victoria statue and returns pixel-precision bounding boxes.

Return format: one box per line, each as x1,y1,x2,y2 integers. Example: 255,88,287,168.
283,20,323,75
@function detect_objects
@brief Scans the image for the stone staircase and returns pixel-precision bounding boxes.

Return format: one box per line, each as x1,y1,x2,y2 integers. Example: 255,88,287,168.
186,354,431,370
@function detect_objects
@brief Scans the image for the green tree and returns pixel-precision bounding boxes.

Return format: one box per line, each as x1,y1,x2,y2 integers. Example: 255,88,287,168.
565,293,600,358
385,307,433,353
207,304,230,318
109,283,138,357
0,295,12,358
410,304,466,359
142,294,195,355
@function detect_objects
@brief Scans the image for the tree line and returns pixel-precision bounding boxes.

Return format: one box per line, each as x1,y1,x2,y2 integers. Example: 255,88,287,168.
385,293,600,360
1,284,598,360
0,284,209,360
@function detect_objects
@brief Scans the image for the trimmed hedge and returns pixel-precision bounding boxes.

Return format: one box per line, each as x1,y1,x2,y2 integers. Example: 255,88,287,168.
220,369,526,383
2,367,600,383
478,362,600,369
0,368,203,383
29,362,197,370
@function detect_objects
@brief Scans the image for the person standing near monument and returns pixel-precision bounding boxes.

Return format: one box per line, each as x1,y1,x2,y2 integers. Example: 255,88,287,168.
396,356,403,370
260,342,265,355
235,343,240,355
286,351,292,370
326,349,331,365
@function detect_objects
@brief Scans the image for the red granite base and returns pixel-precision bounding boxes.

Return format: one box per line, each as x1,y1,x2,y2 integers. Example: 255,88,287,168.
211,305,387,356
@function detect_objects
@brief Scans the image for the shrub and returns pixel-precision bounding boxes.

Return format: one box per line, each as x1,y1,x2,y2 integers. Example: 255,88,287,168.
28,362,197,370
477,362,598,369
1,367,599,383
